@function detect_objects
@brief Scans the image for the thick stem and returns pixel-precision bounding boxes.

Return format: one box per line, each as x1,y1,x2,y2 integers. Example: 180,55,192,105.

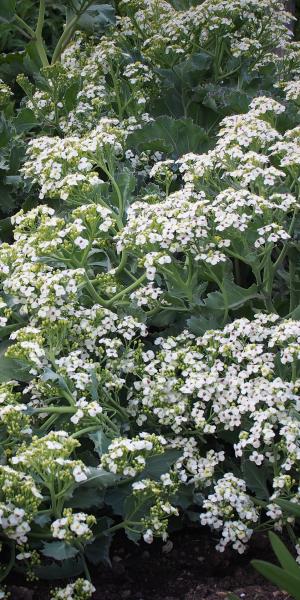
14,15,35,37
51,0,95,64
34,0,49,67
106,273,147,306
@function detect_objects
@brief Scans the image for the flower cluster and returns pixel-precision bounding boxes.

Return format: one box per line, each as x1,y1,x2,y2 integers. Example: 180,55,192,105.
0,466,42,544
200,474,259,553
101,433,167,477
119,0,292,71
21,118,126,201
51,509,96,543
11,431,88,486
0,382,31,438
50,579,95,600
132,476,179,543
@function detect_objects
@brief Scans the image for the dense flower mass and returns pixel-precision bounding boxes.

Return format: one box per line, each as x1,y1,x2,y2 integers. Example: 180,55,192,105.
0,0,299,594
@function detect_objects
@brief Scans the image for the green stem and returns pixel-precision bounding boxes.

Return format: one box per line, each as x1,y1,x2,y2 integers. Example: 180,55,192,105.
14,15,35,37
52,16,78,64
84,273,109,307
51,0,95,63
80,550,91,581
99,161,124,220
289,258,297,313
36,0,45,36
107,274,147,306
34,0,49,67
115,251,127,275
71,426,101,439
32,406,75,415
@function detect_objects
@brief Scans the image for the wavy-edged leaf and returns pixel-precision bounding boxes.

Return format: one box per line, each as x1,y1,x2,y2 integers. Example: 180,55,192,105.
242,460,270,501
41,541,79,561
0,356,32,382
127,116,209,156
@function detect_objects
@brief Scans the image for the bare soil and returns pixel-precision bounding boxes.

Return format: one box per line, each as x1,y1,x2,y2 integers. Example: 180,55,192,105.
7,528,292,600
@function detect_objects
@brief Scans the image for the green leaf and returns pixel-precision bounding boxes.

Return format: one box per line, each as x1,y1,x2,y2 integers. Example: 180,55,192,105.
105,485,130,516
204,282,258,312
112,169,136,209
242,460,270,501
0,183,15,215
41,541,79,561
138,450,181,481
252,560,300,600
173,51,212,88
67,485,105,509
35,556,84,580
0,0,16,23
269,532,300,578
68,3,115,34
275,499,300,519
89,430,111,457
85,518,113,566
187,313,223,335
0,356,32,382
13,107,38,132
41,368,69,391
85,536,112,566
127,116,209,156
82,467,121,489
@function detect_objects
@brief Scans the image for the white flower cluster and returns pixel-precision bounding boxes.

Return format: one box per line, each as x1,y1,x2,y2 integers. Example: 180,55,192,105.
51,509,96,542
21,119,125,200
119,0,292,70
101,432,166,476
200,474,259,553
0,78,12,106
0,466,42,544
50,579,95,600
132,477,179,543
11,431,88,485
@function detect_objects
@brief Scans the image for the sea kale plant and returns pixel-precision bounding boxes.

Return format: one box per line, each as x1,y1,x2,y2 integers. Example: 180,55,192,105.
0,0,300,597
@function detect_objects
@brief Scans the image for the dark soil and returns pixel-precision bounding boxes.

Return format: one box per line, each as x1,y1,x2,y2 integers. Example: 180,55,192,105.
7,528,292,600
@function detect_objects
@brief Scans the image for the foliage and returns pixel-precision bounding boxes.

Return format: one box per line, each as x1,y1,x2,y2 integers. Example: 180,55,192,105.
0,0,299,596
252,531,300,600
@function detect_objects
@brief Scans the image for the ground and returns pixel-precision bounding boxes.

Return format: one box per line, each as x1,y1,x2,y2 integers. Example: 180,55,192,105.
7,527,292,600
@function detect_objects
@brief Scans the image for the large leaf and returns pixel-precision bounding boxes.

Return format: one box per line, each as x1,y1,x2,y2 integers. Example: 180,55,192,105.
138,450,181,481
82,466,120,489
242,460,270,501
89,430,111,457
105,484,130,516
112,169,136,209
173,52,213,89
67,485,105,509
0,356,32,382
41,541,79,561
13,107,38,132
35,556,84,580
204,282,258,312
0,0,16,23
85,535,112,566
67,2,115,33
127,116,209,156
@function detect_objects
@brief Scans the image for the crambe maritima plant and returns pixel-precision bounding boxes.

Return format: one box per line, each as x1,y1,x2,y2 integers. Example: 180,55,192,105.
0,0,299,596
